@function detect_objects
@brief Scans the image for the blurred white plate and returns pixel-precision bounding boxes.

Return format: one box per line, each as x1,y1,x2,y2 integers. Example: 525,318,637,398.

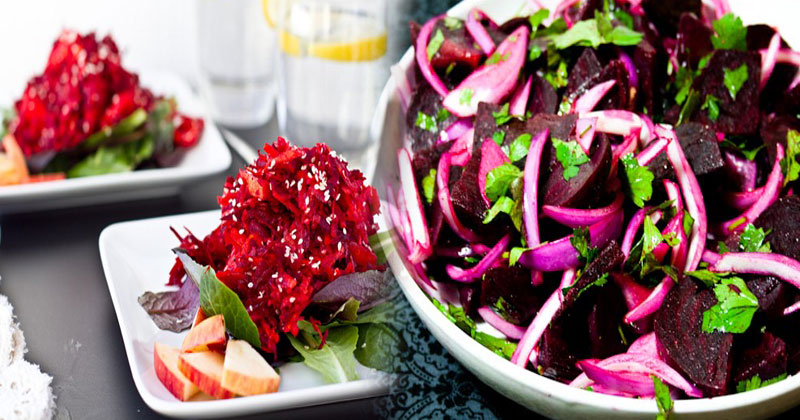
0,73,231,213
99,210,388,419
373,0,800,418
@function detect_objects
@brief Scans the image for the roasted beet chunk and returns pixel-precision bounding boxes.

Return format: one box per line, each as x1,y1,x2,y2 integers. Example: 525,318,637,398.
474,102,529,152
746,276,791,321
412,140,452,186
565,49,630,110
732,332,787,385
647,123,724,181
755,195,800,261
406,84,457,152
634,38,664,116
655,277,734,397
760,115,800,167
480,265,545,325
692,50,761,135
642,0,701,36
410,19,484,72
676,13,713,69
567,49,603,96
543,134,612,208
450,149,502,236
527,75,558,115
538,242,626,381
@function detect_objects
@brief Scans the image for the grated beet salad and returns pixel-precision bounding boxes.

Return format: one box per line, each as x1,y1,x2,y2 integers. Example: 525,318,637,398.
170,138,381,353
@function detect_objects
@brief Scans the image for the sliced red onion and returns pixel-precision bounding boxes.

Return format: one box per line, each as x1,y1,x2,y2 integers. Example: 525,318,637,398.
622,207,653,258
466,8,496,56
395,187,414,251
576,117,598,154
477,306,526,339
636,135,669,166
721,144,784,233
440,118,474,143
542,191,624,228
415,15,449,97
478,139,511,206
523,130,549,285
627,332,659,358
663,179,684,212
509,76,533,116
412,262,438,296
619,51,638,88
446,234,511,282
761,31,782,90
784,300,800,316
775,49,800,67
724,187,764,211
385,185,413,249
511,269,576,366
580,110,653,143
664,126,707,271
518,210,624,272
443,26,529,117
712,0,731,19
398,148,433,263
624,277,674,323
437,150,482,242
572,80,616,115
578,353,703,397
612,272,652,310
723,150,758,192
710,251,800,290
435,243,491,258
577,360,657,397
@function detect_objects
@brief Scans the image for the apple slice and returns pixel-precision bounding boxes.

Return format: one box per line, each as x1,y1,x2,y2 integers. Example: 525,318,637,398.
181,314,226,353
178,351,236,399
192,307,207,328
154,342,199,401
221,340,281,396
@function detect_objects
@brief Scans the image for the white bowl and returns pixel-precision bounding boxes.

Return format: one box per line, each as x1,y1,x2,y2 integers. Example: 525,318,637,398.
370,0,800,418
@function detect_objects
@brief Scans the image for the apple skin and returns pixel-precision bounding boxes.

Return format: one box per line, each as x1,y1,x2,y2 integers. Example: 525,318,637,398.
221,340,281,396
178,351,236,400
154,342,199,401
181,314,226,353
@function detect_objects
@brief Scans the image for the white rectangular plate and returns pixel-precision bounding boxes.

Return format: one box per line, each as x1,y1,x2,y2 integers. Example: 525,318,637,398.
0,73,231,213
99,210,388,419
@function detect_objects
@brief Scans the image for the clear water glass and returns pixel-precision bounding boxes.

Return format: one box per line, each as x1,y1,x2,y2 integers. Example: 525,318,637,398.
196,0,277,128
275,0,389,165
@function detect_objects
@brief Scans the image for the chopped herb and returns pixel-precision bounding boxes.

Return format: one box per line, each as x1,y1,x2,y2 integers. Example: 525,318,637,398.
445,62,456,76
729,216,747,231
642,215,663,254
484,163,523,202
563,273,609,299
436,108,451,123
492,131,506,146
718,241,731,254
664,232,681,247
702,94,721,121
720,137,765,161
529,44,543,61
415,111,437,132
677,90,702,126
483,196,515,224
553,138,589,181
544,58,569,89
683,210,695,237
492,103,513,125
486,51,510,65
653,376,674,420
427,29,445,60
432,299,517,359
508,134,532,162
528,8,549,30
723,64,749,100
549,14,642,49
620,153,655,207
781,129,800,185
702,276,759,334
570,226,598,264
443,16,462,30
459,89,474,106
421,169,436,205
739,224,771,252
509,247,530,266
686,269,726,288
711,13,748,51
736,373,788,393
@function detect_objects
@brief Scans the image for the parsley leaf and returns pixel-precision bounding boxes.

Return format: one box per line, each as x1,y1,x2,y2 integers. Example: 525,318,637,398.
415,111,437,132
529,8,549,30
643,215,664,254
739,224,771,252
544,57,569,89
570,226,598,264
620,153,655,207
736,374,788,393
711,13,748,51
492,103,513,125
781,129,800,186
723,64,749,100
483,196,515,224
508,134,532,162
432,299,517,359
484,163,523,202
421,169,436,205
686,269,726,288
653,376,674,420
553,138,589,180
664,232,681,247
702,276,759,334
563,273,609,299
436,108,451,123
550,15,642,49
427,29,445,60
702,94,721,121
720,137,765,161
509,247,530,266
443,16,462,30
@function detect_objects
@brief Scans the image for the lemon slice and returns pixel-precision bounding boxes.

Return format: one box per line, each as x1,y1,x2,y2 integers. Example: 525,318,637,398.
261,0,278,28
308,34,387,61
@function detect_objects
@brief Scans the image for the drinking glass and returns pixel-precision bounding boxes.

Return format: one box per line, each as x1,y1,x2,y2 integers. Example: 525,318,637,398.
275,0,389,165
196,0,277,128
